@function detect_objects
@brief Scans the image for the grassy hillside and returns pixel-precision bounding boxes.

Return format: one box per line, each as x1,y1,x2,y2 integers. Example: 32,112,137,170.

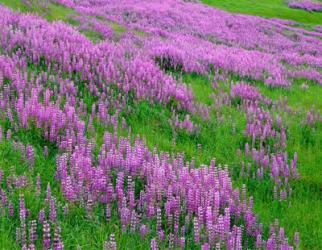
202,0,322,26
0,0,321,249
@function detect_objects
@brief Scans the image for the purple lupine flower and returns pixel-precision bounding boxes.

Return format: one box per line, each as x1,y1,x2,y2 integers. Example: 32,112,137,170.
140,224,148,238
168,233,174,249
280,190,287,201
29,220,37,244
26,145,35,169
107,234,117,250
86,196,93,218
130,211,138,233
6,129,12,140
150,238,158,250
8,202,14,217
158,230,165,241
63,204,69,217
49,198,57,223
294,232,300,248
19,196,26,223
256,233,262,249
180,237,185,249
156,208,162,232
16,227,21,246
42,220,51,249
19,214,27,246
106,204,111,220
54,226,64,250
46,183,52,203
38,209,45,224
193,217,200,243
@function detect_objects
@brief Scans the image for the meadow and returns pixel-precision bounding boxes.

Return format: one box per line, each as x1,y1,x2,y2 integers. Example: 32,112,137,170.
0,0,321,249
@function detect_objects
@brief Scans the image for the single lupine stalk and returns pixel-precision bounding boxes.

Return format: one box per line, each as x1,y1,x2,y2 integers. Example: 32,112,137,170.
36,174,41,197
49,198,57,223
107,234,117,250
294,232,300,249
236,227,242,250
86,196,93,218
169,233,174,249
106,204,111,220
150,239,158,250
130,211,137,233
273,186,278,200
198,206,204,231
20,221,27,247
54,226,64,250
42,220,51,249
29,220,37,245
46,183,52,203
158,230,165,241
19,195,26,222
193,217,200,243
19,196,27,246
156,208,162,232
279,227,285,244
16,227,21,246
26,145,35,169
280,190,287,201
8,202,14,217
256,234,262,249
63,204,69,217
174,210,180,241
140,224,148,238
38,209,45,224
179,237,185,249
6,129,12,140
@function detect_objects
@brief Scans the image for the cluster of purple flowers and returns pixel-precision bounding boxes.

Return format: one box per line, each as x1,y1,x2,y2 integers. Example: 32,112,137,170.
0,22,297,250
71,14,114,40
304,109,322,127
52,0,322,86
0,0,312,248
0,7,194,112
237,96,299,197
288,0,322,12
231,83,262,102
170,113,198,134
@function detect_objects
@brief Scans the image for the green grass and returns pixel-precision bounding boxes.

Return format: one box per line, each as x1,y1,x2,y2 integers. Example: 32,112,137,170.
119,71,322,249
0,0,27,11
0,0,321,249
258,81,322,112
0,0,127,42
0,135,154,250
0,0,76,22
202,0,322,26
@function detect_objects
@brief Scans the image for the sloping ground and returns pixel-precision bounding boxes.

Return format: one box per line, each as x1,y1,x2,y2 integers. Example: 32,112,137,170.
202,0,322,26
0,0,321,249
